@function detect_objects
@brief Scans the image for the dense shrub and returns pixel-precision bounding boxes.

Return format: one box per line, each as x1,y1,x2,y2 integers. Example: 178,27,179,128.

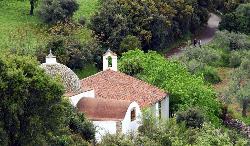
179,46,222,66
36,37,99,69
78,16,86,26
38,0,79,24
213,31,250,51
100,117,249,146
177,108,205,128
120,35,142,54
198,66,221,84
229,51,242,68
220,3,250,34
100,133,134,146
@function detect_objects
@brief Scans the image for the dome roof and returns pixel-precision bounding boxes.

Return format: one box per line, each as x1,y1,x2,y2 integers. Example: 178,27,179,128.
40,63,82,94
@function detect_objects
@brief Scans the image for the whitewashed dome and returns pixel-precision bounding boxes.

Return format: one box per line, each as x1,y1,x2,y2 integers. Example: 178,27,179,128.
40,51,82,94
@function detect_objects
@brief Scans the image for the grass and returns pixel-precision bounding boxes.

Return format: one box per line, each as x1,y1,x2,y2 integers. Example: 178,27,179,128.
74,0,100,21
0,0,50,53
0,0,100,53
74,64,99,79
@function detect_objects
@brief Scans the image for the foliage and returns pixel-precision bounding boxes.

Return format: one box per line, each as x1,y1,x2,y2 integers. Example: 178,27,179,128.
0,53,94,145
36,36,99,69
229,51,242,68
90,0,212,53
176,108,205,128
100,115,249,146
38,0,79,24
100,133,134,146
219,3,250,34
225,57,250,117
213,31,250,52
178,46,222,66
120,35,142,53
119,50,221,125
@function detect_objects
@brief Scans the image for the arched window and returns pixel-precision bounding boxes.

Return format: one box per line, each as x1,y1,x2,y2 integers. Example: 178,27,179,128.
108,56,112,67
131,108,136,121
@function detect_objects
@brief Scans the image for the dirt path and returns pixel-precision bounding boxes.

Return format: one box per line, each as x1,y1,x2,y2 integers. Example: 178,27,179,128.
166,13,221,57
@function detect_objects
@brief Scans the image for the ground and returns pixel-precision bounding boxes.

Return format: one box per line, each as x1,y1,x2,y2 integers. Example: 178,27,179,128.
0,0,99,53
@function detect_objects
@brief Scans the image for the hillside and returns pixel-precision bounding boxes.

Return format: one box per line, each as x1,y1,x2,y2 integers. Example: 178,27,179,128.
0,0,99,53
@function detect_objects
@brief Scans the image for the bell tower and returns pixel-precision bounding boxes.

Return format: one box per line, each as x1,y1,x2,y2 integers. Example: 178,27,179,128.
103,49,117,71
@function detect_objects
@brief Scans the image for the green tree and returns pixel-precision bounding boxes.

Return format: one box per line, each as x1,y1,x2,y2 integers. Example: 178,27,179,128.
90,0,209,53
0,53,94,145
38,0,79,24
119,50,220,125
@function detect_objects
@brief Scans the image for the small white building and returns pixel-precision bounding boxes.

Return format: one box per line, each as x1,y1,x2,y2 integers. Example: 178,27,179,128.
41,49,169,141
76,98,141,141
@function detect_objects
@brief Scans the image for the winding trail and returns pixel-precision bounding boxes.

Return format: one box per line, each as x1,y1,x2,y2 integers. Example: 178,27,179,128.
166,13,221,58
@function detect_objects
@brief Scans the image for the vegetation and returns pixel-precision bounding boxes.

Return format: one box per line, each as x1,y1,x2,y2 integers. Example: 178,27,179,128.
100,112,249,146
38,0,79,24
90,0,214,54
0,54,94,145
220,3,250,34
119,49,221,125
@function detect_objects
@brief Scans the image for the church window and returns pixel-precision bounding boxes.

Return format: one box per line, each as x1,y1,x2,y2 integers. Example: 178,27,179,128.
131,108,136,121
108,56,112,67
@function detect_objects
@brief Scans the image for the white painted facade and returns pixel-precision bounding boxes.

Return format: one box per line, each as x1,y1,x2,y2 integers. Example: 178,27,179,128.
93,121,117,142
93,101,141,141
150,96,169,120
121,101,142,134
69,89,95,106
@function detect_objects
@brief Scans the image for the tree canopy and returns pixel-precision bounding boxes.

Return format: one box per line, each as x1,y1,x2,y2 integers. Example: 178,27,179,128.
119,50,221,125
90,0,211,54
0,54,94,145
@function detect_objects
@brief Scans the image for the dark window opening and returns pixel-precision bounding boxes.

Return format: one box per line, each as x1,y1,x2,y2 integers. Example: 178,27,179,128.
131,108,136,121
158,101,161,119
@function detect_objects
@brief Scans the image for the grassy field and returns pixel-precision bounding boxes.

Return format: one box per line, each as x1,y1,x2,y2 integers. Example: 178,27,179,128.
0,0,100,53
0,0,49,53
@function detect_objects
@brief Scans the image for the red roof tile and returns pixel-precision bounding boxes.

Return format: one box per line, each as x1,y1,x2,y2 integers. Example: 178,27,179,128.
77,98,131,121
80,69,167,107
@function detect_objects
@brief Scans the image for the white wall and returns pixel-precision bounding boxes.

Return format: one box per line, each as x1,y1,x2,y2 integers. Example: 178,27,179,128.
93,121,117,142
69,89,95,106
121,101,142,134
161,96,169,119
103,52,117,71
150,96,169,120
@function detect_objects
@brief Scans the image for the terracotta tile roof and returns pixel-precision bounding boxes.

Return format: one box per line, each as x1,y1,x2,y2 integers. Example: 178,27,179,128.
64,88,93,97
80,69,167,107
77,98,131,121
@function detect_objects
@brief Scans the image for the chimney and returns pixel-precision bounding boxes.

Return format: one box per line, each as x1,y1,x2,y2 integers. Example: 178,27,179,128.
103,49,117,71
45,49,57,64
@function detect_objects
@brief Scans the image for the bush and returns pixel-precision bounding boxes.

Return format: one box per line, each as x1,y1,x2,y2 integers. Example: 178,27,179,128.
177,108,205,128
36,37,98,69
38,0,79,24
214,31,250,51
100,133,134,146
199,66,221,84
229,51,242,68
180,46,221,66
78,16,86,26
120,35,142,54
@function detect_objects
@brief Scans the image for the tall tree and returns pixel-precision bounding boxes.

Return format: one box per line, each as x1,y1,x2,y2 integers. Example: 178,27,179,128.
0,53,94,145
